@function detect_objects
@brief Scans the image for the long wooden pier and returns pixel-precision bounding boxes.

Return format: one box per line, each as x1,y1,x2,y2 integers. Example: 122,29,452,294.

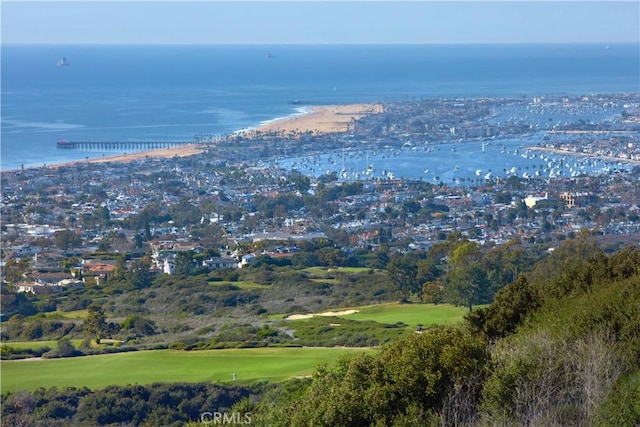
56,140,195,150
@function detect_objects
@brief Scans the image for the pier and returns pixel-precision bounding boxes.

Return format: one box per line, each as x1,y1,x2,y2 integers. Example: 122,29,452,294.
56,140,196,150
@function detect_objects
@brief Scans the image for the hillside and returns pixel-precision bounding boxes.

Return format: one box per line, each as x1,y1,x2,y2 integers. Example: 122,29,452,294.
2,243,638,426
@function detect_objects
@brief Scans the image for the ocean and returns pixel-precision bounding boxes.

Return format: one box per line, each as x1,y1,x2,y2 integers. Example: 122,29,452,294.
1,43,639,171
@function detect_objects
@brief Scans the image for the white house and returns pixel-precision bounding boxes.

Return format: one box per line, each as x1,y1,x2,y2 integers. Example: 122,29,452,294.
202,256,238,269
238,254,255,268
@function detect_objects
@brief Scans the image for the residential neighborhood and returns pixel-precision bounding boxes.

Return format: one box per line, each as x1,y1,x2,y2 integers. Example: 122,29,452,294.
2,94,640,300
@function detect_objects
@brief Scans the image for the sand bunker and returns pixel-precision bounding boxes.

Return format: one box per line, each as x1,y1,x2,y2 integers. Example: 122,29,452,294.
285,309,359,320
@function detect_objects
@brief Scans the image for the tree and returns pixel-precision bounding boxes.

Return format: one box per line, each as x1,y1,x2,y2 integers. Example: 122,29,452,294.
121,315,157,337
110,255,127,282
133,233,144,249
443,241,490,311
84,304,107,344
446,263,489,311
449,241,481,268
284,326,490,426
422,280,444,304
387,254,420,300
128,258,153,288
53,229,81,251
466,276,540,339
2,258,31,284
54,338,79,357
173,251,195,276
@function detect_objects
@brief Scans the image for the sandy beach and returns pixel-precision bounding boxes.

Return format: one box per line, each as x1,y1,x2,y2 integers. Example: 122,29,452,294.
45,104,383,168
240,104,383,137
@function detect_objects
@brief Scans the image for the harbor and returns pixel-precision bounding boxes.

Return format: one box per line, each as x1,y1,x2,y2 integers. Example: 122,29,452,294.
278,136,632,186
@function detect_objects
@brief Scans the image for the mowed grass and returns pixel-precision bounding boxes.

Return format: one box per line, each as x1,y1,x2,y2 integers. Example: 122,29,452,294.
341,303,470,327
274,302,470,327
0,339,84,350
1,347,373,393
47,309,89,319
209,280,270,289
303,266,376,275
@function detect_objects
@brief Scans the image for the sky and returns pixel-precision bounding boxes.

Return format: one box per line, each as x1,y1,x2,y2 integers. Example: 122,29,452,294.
1,1,638,45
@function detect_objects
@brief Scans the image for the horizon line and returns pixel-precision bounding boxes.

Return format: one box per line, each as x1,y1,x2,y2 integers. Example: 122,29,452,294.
2,41,635,46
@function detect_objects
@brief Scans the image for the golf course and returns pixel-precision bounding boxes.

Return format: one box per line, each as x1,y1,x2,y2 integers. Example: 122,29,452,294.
1,347,374,392
1,302,470,392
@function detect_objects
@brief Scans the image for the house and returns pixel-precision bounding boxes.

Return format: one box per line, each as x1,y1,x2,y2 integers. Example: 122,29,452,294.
17,282,62,294
238,254,255,268
202,256,238,269
81,260,117,285
523,193,548,208
7,244,41,258
31,271,74,286
15,282,45,294
559,192,593,208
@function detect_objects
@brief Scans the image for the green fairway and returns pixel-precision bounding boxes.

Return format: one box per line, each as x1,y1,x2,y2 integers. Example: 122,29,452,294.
276,302,470,326
303,266,375,275
0,339,83,350
341,303,469,327
1,347,373,393
47,309,89,319
210,280,270,289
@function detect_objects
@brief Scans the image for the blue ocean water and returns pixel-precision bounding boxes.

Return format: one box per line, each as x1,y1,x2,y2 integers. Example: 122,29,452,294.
1,44,639,171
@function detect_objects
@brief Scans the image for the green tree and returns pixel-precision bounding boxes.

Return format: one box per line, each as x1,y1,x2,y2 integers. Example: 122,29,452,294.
446,263,489,311
121,315,157,337
422,280,444,304
53,229,82,251
466,275,540,339
133,233,144,249
2,258,31,283
284,326,490,426
173,251,195,276
128,258,153,288
445,241,488,311
83,304,107,344
55,338,79,357
110,255,127,282
387,254,420,300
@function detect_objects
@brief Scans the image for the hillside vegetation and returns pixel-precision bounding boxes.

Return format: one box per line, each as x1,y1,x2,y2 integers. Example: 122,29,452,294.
2,241,639,426
241,242,640,426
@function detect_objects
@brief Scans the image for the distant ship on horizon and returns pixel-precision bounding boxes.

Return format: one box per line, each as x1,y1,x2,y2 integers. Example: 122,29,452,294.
56,57,70,66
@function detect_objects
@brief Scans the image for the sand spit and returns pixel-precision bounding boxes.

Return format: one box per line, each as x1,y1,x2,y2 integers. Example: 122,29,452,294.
39,103,382,170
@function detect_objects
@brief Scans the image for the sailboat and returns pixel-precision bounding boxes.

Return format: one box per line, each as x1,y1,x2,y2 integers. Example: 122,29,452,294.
56,57,70,66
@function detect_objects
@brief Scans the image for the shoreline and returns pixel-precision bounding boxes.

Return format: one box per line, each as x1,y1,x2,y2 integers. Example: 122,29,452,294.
8,104,382,172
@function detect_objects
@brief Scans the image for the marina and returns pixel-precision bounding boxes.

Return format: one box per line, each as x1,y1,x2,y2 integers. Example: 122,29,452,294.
278,137,632,186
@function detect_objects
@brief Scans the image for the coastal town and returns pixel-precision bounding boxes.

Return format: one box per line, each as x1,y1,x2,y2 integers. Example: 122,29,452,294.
2,93,640,299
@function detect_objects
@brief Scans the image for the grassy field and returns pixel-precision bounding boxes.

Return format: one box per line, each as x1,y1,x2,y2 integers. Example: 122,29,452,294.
40,309,89,319
341,303,470,327
2,302,470,393
209,280,270,289
0,347,373,393
0,339,84,350
302,266,376,275
274,302,470,326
